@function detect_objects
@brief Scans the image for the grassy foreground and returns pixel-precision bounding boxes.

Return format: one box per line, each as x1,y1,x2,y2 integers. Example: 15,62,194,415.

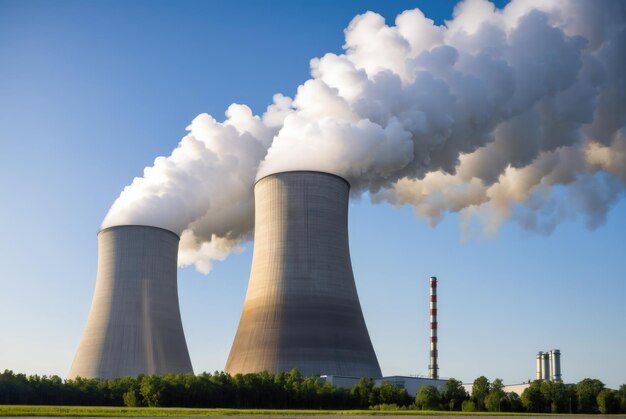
0,405,549,417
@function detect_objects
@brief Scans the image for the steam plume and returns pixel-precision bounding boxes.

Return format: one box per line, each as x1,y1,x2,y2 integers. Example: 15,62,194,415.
102,0,626,273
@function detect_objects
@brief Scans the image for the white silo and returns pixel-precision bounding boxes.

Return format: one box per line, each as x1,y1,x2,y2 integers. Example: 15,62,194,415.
536,352,543,380
541,352,550,381
551,349,562,382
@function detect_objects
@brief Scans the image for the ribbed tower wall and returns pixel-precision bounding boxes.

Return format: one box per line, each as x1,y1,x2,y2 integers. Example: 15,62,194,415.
69,225,193,379
225,171,382,378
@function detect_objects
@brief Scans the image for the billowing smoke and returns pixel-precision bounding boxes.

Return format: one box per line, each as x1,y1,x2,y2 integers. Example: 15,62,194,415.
102,0,626,273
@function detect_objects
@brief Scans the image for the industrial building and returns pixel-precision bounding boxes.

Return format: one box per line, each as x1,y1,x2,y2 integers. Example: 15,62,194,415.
225,170,382,378
69,225,193,379
322,375,447,396
536,349,562,381
465,350,563,396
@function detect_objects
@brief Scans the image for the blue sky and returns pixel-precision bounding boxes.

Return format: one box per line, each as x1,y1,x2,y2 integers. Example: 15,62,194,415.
0,0,624,389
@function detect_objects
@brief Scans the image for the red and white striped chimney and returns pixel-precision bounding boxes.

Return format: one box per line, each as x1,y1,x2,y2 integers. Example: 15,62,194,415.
429,276,438,379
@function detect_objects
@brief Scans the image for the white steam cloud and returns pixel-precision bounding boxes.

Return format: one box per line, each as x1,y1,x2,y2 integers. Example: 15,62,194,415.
102,0,626,273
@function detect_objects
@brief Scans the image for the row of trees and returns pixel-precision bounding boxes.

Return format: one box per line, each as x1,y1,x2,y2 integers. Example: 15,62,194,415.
413,377,521,412
521,378,626,414
413,376,626,414
1,369,625,413
0,369,410,409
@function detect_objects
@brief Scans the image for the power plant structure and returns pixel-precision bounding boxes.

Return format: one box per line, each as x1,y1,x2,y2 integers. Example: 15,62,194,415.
65,169,560,389
428,276,438,380
69,225,193,379
536,349,561,382
225,170,382,378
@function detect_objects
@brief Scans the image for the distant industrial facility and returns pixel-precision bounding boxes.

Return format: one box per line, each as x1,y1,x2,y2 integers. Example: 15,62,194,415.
536,349,562,382
225,171,382,378
502,350,564,396
69,225,193,379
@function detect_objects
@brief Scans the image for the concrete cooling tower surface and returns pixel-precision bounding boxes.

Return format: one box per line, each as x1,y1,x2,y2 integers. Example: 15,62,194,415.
226,170,382,378
69,225,193,379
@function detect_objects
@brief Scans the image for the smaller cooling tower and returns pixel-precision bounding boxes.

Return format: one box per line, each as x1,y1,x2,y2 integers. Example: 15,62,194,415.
69,225,193,379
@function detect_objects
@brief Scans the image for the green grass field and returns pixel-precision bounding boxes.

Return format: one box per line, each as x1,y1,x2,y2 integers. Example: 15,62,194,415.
0,405,555,417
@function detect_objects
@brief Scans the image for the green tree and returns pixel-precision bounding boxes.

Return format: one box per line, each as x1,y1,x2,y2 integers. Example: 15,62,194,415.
441,378,467,411
315,382,334,409
414,385,441,410
461,400,476,412
256,371,277,408
378,381,397,405
122,388,142,407
106,376,135,406
139,375,164,407
350,377,374,408
484,378,506,412
187,373,215,407
575,378,604,413
210,371,236,407
618,384,626,413
284,368,302,407
368,385,381,407
471,376,490,411
539,380,569,413
597,388,619,414
299,376,319,408
521,380,549,413
377,381,411,407
505,392,523,412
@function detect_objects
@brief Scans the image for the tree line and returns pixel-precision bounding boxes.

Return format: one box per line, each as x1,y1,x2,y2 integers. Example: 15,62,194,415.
414,376,626,414
0,369,410,409
1,369,625,413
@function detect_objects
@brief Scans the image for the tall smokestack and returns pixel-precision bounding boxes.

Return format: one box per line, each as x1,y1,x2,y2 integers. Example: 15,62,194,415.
552,349,562,382
225,171,382,378
536,352,543,380
429,276,438,380
69,225,193,379
542,352,550,381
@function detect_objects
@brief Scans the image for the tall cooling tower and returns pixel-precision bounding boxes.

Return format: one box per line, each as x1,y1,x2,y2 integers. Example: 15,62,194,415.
226,171,382,378
69,225,193,379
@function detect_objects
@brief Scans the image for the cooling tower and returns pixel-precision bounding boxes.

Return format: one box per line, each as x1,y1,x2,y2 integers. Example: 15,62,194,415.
225,170,382,378
69,225,193,379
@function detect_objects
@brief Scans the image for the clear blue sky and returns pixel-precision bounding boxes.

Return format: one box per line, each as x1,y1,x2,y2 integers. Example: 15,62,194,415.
0,0,624,389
